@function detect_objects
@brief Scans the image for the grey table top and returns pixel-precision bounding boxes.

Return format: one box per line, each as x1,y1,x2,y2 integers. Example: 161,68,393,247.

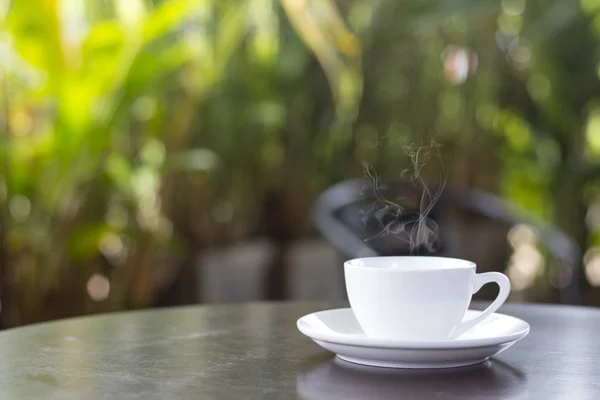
0,301,599,400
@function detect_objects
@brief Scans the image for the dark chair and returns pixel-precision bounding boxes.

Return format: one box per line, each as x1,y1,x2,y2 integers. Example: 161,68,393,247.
313,179,581,305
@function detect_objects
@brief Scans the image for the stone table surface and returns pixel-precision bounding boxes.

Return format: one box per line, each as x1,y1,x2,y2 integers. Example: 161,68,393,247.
0,301,599,399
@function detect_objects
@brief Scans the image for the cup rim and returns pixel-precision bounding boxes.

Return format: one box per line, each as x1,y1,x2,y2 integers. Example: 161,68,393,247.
344,256,476,271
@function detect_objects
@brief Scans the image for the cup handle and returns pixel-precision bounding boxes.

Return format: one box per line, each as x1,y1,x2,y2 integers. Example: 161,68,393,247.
451,272,511,339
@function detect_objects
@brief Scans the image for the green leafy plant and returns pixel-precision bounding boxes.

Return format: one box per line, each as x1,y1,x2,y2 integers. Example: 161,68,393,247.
0,0,258,324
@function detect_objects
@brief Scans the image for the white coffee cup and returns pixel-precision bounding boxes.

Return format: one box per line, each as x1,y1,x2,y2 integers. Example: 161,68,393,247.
344,256,511,341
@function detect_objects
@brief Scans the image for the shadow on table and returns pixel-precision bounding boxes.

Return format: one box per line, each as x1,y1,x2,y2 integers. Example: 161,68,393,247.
297,357,528,400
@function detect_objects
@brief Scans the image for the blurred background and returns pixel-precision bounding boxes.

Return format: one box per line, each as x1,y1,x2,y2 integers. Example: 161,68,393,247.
2,0,600,327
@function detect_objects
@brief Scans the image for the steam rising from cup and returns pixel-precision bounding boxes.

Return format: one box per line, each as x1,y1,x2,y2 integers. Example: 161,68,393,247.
360,139,447,253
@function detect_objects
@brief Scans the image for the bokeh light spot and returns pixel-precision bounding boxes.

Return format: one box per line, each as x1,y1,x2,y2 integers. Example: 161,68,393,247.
87,274,110,302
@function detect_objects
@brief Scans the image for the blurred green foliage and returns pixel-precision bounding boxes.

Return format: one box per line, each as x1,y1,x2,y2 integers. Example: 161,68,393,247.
2,0,600,324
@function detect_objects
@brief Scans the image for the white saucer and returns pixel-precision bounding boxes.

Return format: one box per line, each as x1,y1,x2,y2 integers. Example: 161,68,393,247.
297,308,529,369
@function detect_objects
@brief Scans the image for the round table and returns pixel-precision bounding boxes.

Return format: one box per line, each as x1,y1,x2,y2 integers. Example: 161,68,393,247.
0,302,599,399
